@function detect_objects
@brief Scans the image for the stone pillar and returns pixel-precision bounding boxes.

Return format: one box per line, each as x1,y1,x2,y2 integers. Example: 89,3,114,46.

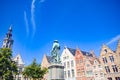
48,64,64,80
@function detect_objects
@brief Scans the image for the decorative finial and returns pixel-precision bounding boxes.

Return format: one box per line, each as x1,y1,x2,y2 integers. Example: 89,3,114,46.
9,25,12,31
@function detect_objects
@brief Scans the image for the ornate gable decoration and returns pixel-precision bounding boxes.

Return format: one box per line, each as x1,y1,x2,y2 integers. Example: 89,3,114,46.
100,44,114,56
13,53,25,66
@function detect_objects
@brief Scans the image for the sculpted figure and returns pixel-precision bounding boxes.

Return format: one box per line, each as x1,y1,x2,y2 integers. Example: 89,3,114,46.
51,40,61,63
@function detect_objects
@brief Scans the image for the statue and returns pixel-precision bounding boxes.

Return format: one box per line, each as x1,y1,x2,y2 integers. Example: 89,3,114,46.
51,40,61,64
48,40,64,80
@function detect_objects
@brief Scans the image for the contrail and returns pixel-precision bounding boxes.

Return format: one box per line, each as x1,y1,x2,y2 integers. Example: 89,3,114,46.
31,0,36,38
106,35,120,45
24,11,29,37
31,0,45,38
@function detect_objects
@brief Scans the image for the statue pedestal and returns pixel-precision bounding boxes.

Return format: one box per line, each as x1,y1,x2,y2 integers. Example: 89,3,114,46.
48,63,64,80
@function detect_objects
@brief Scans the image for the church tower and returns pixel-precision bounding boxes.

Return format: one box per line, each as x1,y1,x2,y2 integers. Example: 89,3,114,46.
2,26,14,48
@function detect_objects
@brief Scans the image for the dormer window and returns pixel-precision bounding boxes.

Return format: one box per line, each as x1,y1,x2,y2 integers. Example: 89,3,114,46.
94,60,97,64
104,49,107,53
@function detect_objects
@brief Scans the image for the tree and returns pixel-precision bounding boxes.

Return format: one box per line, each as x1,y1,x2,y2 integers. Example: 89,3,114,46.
22,59,48,80
0,48,18,80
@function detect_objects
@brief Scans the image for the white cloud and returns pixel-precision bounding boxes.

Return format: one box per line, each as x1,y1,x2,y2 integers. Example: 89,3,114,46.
31,0,36,38
106,35,120,45
24,11,29,37
30,0,45,38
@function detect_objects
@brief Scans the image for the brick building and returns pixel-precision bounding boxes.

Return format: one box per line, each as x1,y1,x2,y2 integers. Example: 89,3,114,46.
99,40,120,80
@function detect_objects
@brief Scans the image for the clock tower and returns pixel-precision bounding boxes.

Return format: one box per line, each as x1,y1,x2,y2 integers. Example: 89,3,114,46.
2,26,14,49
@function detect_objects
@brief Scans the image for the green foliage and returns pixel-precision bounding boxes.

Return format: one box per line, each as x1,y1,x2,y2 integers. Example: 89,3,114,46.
0,48,18,80
22,59,48,80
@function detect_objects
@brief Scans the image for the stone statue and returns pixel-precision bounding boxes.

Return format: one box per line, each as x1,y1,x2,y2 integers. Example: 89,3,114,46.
51,40,61,63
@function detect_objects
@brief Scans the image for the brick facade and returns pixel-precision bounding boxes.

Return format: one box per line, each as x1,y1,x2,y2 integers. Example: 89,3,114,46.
99,40,120,80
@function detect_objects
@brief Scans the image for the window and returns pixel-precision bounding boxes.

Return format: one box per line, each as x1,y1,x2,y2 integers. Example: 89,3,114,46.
18,77,21,80
71,69,74,77
98,65,101,68
80,59,83,63
86,64,90,67
71,60,74,67
82,71,85,75
19,68,23,73
77,69,80,76
87,71,92,76
93,66,96,69
105,66,110,73
67,62,70,68
68,70,70,77
112,65,118,72
109,56,114,62
103,57,108,63
104,49,107,53
67,56,69,59
94,60,97,64
95,73,98,77
64,71,66,78
108,77,112,80
100,73,104,77
64,62,66,68
76,60,79,64
115,77,120,80
63,57,66,60
15,61,18,65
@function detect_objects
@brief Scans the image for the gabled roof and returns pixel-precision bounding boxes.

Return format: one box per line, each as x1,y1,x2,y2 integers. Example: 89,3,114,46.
81,51,91,56
13,53,25,65
67,47,76,56
67,47,93,57
100,44,115,56
46,55,52,63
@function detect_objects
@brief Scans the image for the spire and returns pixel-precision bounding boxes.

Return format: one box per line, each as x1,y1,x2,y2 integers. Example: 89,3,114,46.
9,25,12,32
116,39,120,53
2,25,14,49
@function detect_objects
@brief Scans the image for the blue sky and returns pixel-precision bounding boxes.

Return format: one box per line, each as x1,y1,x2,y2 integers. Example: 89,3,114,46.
0,0,120,65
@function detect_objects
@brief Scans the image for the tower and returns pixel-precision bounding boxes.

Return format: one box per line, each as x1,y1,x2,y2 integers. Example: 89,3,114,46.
2,26,14,48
